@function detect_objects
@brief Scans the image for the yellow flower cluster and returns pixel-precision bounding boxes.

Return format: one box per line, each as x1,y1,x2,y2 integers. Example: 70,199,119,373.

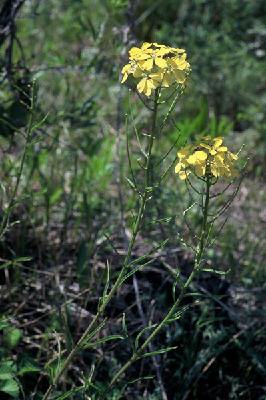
175,137,238,180
121,42,190,97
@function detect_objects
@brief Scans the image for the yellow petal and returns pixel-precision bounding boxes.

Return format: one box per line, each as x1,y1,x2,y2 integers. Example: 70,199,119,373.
229,152,238,160
121,73,128,83
121,63,131,74
179,170,188,180
214,153,225,164
156,48,170,56
217,146,228,152
194,150,207,161
141,42,151,50
210,164,219,177
174,48,185,54
129,47,141,57
170,56,189,70
138,58,153,70
187,154,197,165
129,47,148,61
145,78,156,92
175,163,182,173
155,57,168,68
143,85,152,96
177,148,190,160
213,137,223,148
200,143,211,150
137,77,155,97
137,77,147,94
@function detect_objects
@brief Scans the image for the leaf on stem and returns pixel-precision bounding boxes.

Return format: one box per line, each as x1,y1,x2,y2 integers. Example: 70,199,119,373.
87,335,125,348
142,346,177,358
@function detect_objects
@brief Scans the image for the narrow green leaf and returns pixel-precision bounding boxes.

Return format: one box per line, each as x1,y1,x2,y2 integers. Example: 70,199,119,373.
135,324,157,349
167,305,190,323
13,256,32,263
125,177,136,190
142,346,177,358
99,260,110,308
45,357,65,384
88,335,124,347
53,386,85,400
81,319,107,349
202,268,231,275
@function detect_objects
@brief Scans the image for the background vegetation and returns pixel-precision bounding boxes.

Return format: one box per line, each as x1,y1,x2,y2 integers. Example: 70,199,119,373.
0,0,265,399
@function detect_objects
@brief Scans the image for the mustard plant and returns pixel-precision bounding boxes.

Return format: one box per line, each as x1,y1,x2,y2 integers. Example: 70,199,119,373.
43,42,242,399
101,136,241,397
42,41,190,399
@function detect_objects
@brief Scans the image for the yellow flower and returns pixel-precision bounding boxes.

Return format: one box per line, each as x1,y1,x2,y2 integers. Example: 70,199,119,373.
177,147,191,160
175,137,238,181
129,42,152,61
121,62,143,83
137,76,158,97
200,136,228,155
187,150,208,177
121,63,133,83
210,150,238,178
121,42,190,97
179,170,190,180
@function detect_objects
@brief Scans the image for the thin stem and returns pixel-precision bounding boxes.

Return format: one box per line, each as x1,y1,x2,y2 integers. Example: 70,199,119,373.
42,90,160,400
195,175,211,268
102,175,211,397
0,99,34,240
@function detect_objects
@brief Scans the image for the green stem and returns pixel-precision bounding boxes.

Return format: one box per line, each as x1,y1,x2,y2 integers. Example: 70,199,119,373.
103,175,211,397
195,175,211,269
42,90,159,400
0,106,34,240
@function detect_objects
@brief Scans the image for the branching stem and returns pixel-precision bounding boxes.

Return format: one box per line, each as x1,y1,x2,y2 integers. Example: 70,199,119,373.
101,175,211,397
42,90,160,400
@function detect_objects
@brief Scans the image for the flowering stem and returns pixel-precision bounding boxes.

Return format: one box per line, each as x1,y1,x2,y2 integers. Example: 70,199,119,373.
42,91,160,400
101,175,212,397
195,175,211,269
146,89,158,188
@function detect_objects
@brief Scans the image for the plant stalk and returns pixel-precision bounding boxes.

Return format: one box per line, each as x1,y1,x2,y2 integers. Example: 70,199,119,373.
0,102,34,240
102,175,211,397
42,90,159,400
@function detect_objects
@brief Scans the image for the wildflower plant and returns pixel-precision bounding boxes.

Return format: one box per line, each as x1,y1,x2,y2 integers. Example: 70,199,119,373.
43,43,243,400
174,135,242,275
121,42,190,96
175,136,238,180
